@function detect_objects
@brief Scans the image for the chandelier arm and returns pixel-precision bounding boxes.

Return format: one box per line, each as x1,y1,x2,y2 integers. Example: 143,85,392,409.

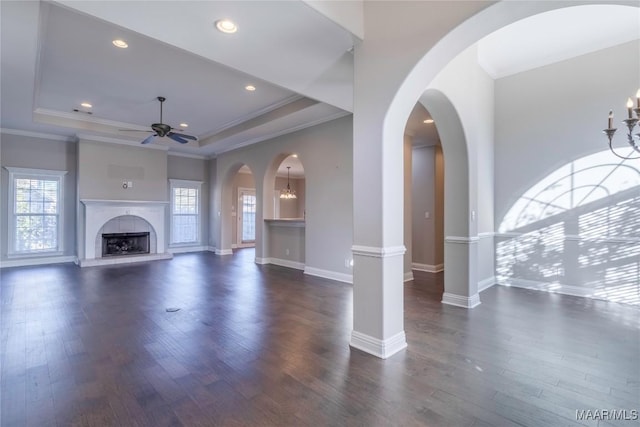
608,138,640,160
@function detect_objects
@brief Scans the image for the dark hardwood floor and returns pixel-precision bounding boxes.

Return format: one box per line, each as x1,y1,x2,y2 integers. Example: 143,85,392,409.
1,249,638,426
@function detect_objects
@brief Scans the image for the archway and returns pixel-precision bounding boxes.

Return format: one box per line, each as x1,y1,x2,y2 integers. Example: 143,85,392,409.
218,163,256,257
403,102,445,291
351,1,637,359
418,89,476,307
258,153,306,268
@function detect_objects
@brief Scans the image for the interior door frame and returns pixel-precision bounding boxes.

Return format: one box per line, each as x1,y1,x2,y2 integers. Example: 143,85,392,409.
237,187,256,247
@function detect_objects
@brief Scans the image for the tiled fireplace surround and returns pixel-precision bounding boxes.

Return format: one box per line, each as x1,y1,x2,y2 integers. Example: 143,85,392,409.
79,199,172,267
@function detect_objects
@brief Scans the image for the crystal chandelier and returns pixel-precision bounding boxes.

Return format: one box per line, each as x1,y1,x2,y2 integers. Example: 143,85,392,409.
603,89,640,159
280,166,297,199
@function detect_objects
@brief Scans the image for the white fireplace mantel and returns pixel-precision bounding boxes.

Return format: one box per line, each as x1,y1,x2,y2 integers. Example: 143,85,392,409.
80,199,171,267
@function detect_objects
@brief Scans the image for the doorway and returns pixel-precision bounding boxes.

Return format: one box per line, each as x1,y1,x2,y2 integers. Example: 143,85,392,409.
238,187,256,246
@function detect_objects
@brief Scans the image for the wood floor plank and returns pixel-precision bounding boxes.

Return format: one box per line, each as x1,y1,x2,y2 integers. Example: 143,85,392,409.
1,249,638,426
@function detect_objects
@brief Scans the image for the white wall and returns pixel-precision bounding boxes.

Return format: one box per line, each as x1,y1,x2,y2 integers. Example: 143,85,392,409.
494,41,640,301
426,43,496,285
78,140,168,201
207,158,217,249
213,116,353,278
411,145,444,269
495,41,639,223
403,135,412,277
167,154,209,247
0,133,77,262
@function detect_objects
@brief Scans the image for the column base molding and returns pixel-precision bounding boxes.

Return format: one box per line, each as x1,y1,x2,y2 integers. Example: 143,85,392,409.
350,330,407,359
442,292,481,308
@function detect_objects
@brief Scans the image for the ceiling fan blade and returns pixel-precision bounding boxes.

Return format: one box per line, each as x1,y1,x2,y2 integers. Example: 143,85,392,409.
119,129,153,133
167,133,189,144
170,131,197,141
141,134,157,145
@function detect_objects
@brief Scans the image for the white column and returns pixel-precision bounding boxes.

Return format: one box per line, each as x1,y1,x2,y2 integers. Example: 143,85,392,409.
350,93,407,358
442,237,480,308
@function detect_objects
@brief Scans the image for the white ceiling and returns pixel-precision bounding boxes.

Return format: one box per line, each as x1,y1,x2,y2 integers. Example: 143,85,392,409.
2,2,637,158
478,4,640,79
1,0,353,157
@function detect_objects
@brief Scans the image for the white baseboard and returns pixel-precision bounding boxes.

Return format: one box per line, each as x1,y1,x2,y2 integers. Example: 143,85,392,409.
0,255,77,269
266,257,305,271
231,244,238,249
404,271,414,282
497,278,638,304
207,246,216,252
236,243,255,248
214,248,233,255
478,276,497,292
350,330,407,359
168,245,207,254
78,253,172,267
304,266,353,284
442,292,481,308
412,262,444,273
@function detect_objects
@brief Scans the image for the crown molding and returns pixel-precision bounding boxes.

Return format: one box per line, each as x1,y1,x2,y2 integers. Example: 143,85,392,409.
200,95,304,140
167,151,208,160
76,133,169,151
1,128,74,142
34,107,149,130
215,110,350,156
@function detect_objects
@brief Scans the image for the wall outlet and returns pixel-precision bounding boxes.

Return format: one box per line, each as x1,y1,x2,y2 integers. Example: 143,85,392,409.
127,181,133,188
424,211,430,219
286,248,290,255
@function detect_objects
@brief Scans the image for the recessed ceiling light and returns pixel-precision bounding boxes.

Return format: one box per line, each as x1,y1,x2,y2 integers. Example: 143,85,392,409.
215,19,237,34
112,39,128,48
291,154,298,158
80,102,92,108
179,123,189,128
245,85,256,92
423,119,434,124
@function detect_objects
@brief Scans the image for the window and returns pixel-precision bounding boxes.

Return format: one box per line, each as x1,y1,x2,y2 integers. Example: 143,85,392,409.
496,150,640,305
169,179,202,245
6,167,67,256
240,189,256,242
499,150,640,233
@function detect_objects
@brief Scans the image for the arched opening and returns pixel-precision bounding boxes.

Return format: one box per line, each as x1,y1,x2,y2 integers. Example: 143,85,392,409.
403,102,445,294
273,155,305,220
233,166,257,250
418,89,475,306
259,153,306,269
219,163,256,258
352,1,638,358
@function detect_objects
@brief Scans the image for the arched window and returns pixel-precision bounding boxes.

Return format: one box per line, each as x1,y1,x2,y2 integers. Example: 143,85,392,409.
500,150,640,233
497,150,639,306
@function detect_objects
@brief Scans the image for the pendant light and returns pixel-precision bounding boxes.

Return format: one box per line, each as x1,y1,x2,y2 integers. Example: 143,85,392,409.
280,166,297,199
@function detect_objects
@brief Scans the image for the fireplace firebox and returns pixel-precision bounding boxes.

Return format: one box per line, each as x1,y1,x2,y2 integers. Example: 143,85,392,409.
102,232,150,257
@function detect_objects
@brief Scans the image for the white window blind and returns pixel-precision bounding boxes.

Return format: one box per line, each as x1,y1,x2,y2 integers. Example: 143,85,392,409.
6,167,66,256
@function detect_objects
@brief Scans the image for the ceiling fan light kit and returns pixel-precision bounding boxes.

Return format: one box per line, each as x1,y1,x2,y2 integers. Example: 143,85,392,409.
120,96,198,145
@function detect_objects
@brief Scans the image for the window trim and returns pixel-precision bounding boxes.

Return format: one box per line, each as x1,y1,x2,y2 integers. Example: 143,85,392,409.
169,179,203,246
5,167,67,258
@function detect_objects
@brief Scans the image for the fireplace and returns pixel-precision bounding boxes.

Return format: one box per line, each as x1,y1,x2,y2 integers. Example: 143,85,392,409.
102,232,150,257
80,199,171,267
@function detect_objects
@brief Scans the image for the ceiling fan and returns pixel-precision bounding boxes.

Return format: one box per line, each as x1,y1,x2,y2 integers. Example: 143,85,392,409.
120,96,198,145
